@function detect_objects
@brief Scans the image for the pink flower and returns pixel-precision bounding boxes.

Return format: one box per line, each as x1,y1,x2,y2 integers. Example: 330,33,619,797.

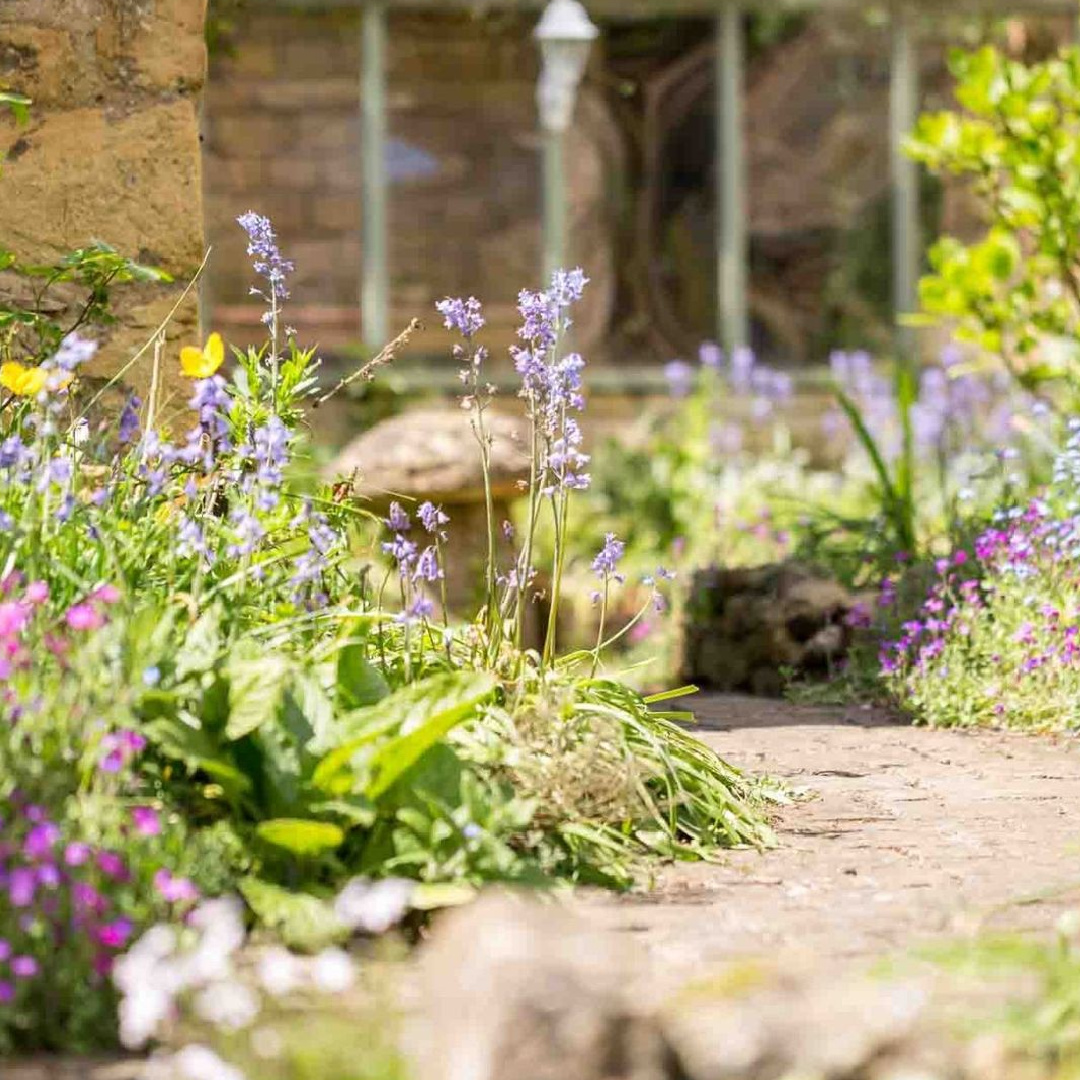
130,806,161,837
98,730,147,773
64,842,91,867
154,868,200,904
24,581,48,605
0,981,12,1003
91,584,121,605
0,601,29,638
11,956,38,979
0,939,11,963
65,603,103,631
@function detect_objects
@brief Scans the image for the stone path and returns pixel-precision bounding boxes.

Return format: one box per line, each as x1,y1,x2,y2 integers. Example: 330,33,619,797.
577,694,1080,981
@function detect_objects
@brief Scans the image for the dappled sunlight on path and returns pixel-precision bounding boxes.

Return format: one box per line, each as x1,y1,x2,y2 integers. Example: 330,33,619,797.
575,694,1080,980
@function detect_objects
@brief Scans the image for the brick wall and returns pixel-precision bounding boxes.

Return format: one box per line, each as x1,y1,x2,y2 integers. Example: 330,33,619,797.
202,9,617,362
0,0,208,404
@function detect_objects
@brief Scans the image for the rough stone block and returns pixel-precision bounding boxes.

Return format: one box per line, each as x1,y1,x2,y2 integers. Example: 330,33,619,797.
0,101,203,270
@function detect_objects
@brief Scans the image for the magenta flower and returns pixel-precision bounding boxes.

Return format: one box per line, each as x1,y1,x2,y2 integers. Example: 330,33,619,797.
11,956,37,979
130,806,161,837
95,850,129,881
64,842,91,867
8,867,35,907
73,881,106,915
36,863,60,889
23,821,60,859
0,981,12,1003
96,918,133,949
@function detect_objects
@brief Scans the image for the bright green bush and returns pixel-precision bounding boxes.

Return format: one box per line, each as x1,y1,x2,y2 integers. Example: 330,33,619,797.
909,42,1080,400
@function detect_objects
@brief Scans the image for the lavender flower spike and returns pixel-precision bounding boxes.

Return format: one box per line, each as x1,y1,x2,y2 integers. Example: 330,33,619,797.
592,533,625,582
436,296,484,339
236,211,294,309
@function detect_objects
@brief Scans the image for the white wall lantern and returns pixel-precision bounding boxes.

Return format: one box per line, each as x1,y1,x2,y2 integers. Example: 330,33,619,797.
534,0,598,281
535,0,598,134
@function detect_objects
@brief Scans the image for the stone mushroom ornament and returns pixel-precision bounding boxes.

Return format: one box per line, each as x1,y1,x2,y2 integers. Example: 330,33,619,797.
329,405,530,612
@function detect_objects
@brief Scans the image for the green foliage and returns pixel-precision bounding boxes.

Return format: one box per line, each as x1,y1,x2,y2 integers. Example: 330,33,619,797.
1,212,777,1056
0,243,170,367
833,364,918,557
909,42,1080,397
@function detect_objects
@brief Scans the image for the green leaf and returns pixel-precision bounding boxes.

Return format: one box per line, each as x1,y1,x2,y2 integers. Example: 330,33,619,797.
0,91,31,125
336,642,389,711
239,877,347,951
361,672,497,801
225,651,290,740
255,818,345,855
174,606,224,680
643,685,699,705
308,797,376,827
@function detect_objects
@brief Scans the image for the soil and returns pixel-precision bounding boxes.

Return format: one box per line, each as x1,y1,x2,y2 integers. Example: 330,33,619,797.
575,694,1080,981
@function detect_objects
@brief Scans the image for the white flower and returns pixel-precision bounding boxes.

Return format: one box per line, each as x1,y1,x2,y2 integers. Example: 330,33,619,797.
113,925,177,994
118,985,174,1049
333,877,414,935
311,947,356,994
182,897,246,984
190,897,246,958
113,925,180,1048
256,946,303,997
171,1044,247,1080
194,979,260,1031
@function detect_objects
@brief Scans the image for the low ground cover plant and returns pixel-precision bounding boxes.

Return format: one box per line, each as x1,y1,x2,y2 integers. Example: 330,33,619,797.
0,213,774,1052
879,420,1080,732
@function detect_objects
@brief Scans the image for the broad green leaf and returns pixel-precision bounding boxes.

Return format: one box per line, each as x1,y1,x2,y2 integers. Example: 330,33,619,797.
362,672,497,800
312,671,495,799
239,877,347,952
256,818,345,855
174,605,223,680
336,642,389,711
225,651,290,740
281,668,334,751
310,718,402,796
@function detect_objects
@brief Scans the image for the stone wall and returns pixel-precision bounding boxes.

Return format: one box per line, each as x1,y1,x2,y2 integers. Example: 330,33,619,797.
0,0,208,403
203,9,618,361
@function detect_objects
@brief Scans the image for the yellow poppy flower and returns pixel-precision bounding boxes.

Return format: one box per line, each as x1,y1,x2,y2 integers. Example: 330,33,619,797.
0,361,48,397
180,332,225,379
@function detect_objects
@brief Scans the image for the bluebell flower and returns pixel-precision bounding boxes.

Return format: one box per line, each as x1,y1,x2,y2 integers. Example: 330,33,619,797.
418,500,449,534
592,533,625,582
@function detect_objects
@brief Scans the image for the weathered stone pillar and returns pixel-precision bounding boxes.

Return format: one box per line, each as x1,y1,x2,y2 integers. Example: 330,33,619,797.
0,0,208,403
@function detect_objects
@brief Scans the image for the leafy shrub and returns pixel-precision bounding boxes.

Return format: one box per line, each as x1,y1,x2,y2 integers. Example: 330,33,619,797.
880,421,1080,731
909,42,1080,399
